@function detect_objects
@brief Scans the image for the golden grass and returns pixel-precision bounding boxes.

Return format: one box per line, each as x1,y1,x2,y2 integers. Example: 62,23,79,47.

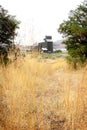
0,55,87,130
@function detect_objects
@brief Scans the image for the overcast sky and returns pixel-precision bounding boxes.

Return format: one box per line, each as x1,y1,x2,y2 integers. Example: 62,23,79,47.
0,0,82,45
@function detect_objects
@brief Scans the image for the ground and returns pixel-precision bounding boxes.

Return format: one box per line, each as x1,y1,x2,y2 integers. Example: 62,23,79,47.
0,55,87,130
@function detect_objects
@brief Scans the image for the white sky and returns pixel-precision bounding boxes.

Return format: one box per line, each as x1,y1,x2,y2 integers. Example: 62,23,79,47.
0,0,82,45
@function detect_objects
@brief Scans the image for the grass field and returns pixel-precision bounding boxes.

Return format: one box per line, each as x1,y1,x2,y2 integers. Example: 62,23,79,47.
0,54,87,130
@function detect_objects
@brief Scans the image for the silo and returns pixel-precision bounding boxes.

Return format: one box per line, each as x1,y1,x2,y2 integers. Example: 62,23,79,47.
45,36,53,53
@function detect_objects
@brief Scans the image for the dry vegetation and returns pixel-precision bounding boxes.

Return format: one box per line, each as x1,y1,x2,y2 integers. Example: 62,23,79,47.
0,54,87,130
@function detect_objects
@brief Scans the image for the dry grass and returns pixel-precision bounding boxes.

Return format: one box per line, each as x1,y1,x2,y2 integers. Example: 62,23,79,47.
0,54,87,130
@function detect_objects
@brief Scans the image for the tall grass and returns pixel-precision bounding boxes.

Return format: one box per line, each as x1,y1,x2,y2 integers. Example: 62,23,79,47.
0,56,58,130
0,55,87,130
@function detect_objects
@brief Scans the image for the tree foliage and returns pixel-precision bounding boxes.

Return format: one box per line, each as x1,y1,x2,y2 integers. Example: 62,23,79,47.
0,5,20,65
58,1,87,66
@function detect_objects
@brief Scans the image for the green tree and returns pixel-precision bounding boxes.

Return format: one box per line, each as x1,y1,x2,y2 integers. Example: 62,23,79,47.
0,5,20,65
58,1,87,68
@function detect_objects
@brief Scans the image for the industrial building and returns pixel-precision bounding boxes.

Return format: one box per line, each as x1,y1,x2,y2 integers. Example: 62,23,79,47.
38,36,53,53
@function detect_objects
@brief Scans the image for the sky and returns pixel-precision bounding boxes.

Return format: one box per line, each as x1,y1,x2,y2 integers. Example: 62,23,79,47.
0,0,82,45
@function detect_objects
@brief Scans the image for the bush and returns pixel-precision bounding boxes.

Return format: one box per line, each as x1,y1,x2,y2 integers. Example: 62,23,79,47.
54,50,62,53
